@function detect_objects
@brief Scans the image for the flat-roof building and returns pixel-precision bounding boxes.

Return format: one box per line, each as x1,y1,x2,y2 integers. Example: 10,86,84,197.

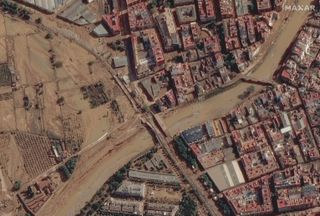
127,1,154,31
128,170,180,185
112,56,128,68
256,0,272,12
176,5,197,24
114,181,146,199
207,160,245,191
155,8,181,51
235,0,249,16
102,13,121,35
131,29,165,78
196,0,216,22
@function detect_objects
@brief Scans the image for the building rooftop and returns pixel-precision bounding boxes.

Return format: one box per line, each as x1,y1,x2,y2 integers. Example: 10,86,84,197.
207,160,245,191
128,1,153,31
155,8,181,51
131,29,165,78
102,13,121,35
23,0,69,12
241,146,279,180
235,0,249,17
196,0,216,22
176,5,197,24
114,181,146,198
58,0,96,25
256,0,272,12
128,170,180,185
112,56,128,68
218,0,235,18
224,176,273,215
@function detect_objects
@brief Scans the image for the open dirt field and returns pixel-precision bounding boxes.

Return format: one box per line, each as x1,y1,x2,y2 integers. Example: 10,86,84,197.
0,133,30,188
146,187,182,204
0,14,5,37
0,12,148,216
37,121,154,216
52,38,95,84
26,33,55,84
0,99,15,131
0,37,6,63
4,16,37,36
43,82,64,137
0,13,136,144
163,0,312,135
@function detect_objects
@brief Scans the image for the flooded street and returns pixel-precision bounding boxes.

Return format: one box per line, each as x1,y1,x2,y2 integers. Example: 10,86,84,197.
163,0,313,135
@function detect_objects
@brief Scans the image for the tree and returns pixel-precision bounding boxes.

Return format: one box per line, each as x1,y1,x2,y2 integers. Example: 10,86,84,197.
12,180,21,191
174,136,198,168
91,202,101,211
56,96,64,106
35,17,42,24
142,104,150,112
53,61,63,68
178,194,197,216
45,33,53,40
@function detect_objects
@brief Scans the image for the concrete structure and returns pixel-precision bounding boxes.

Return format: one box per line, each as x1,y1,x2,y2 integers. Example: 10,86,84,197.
114,181,146,199
256,0,272,13
131,29,165,78
196,0,216,22
176,5,197,24
92,24,110,37
235,0,248,16
103,198,143,215
102,13,121,35
112,56,128,68
58,0,96,25
128,170,180,185
127,1,153,31
22,0,69,13
144,203,179,216
218,0,235,18
207,160,245,191
155,8,181,51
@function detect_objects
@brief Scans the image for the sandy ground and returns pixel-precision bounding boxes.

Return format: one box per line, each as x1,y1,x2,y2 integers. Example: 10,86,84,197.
163,1,312,135
4,16,37,36
0,11,149,216
37,123,154,216
43,82,64,137
1,12,135,143
14,35,29,85
0,14,5,37
147,187,182,204
0,99,15,131
26,33,55,85
0,37,6,63
52,37,96,84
